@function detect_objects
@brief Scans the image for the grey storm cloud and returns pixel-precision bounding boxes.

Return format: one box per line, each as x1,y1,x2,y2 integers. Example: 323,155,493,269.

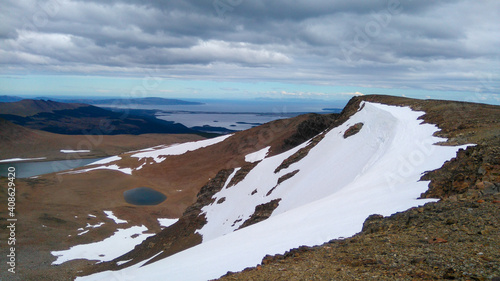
1,0,499,94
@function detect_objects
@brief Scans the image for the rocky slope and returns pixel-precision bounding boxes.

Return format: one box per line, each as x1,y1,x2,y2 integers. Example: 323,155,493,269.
218,195,499,281
214,95,500,281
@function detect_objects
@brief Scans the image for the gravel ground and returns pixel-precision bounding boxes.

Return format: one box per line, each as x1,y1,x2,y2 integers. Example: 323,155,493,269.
218,194,500,281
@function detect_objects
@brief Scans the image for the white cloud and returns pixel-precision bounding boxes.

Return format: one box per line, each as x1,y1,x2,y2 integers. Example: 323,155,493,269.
0,0,499,101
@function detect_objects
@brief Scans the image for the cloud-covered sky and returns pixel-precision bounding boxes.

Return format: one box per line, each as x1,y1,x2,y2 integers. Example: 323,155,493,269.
1,0,499,103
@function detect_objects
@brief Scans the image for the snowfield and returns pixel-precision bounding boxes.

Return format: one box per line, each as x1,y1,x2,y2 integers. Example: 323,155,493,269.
76,102,470,281
157,218,179,229
245,146,270,163
63,134,232,175
130,134,233,163
52,226,153,265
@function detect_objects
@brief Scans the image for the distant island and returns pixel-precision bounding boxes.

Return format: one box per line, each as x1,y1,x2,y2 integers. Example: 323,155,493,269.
78,97,204,106
322,108,343,113
0,95,204,106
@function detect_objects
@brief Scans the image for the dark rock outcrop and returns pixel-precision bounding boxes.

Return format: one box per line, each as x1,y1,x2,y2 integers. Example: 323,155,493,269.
267,170,300,196
237,199,282,229
343,122,363,138
281,113,337,152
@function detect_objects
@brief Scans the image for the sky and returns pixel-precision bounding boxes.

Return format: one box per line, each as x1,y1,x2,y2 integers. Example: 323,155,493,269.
0,0,499,104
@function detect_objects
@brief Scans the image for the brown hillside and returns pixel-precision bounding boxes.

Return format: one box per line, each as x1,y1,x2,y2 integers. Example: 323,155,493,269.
0,118,203,161
0,99,86,117
0,112,337,281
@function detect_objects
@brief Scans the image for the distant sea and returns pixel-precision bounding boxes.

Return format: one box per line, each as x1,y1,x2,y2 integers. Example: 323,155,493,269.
100,99,344,113
100,99,344,132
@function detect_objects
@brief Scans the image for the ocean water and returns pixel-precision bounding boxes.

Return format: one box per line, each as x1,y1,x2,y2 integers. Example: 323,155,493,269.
100,99,343,113
155,112,286,131
101,99,343,131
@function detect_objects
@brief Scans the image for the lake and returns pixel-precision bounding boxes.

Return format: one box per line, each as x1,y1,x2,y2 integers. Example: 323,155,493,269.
0,158,105,178
123,187,167,205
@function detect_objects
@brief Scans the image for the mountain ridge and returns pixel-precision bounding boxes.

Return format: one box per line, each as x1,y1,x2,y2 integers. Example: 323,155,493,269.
1,95,498,281
0,99,202,135
73,95,499,280
214,95,500,281
34,96,204,106
0,99,86,117
0,117,204,161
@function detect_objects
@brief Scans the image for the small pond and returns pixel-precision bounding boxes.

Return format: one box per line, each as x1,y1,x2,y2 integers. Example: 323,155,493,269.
123,187,167,205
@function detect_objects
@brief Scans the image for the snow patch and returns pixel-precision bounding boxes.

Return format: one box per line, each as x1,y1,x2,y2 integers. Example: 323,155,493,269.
245,146,270,163
87,222,105,228
116,259,132,266
51,226,153,265
62,164,133,175
78,230,89,236
60,150,91,153
104,211,127,224
0,157,46,163
157,218,179,228
66,135,231,175
131,134,232,163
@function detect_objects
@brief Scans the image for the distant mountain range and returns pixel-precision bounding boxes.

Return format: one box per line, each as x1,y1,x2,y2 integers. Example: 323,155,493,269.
0,95,204,106
0,99,85,117
0,95,24,102
0,99,202,135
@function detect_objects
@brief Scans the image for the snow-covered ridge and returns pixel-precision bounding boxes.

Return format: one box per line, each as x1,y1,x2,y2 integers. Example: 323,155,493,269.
77,102,470,281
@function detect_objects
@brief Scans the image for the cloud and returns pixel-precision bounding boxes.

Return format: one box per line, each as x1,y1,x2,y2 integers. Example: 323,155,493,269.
341,92,364,96
0,0,499,98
